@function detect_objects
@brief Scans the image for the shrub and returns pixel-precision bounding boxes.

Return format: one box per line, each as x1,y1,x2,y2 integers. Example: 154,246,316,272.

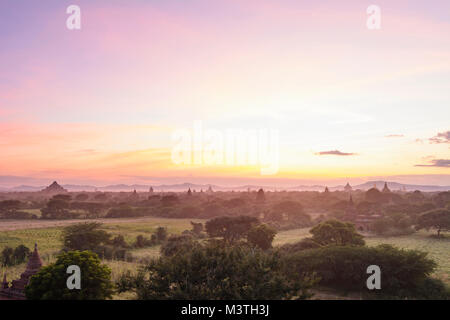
26,250,114,300
286,244,441,298
160,234,197,257
155,227,168,241
205,216,259,242
310,219,365,246
247,224,277,250
118,242,316,300
278,238,322,254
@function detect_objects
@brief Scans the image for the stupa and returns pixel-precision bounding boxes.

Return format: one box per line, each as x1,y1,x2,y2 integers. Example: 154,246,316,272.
382,182,391,193
344,182,352,192
41,181,68,194
0,243,43,300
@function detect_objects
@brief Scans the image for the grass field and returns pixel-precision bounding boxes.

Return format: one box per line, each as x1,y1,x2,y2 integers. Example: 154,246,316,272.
1,219,448,298
0,218,206,292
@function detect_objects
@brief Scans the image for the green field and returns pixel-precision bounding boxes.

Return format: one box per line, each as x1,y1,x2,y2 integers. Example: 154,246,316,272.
1,219,448,298
0,218,205,292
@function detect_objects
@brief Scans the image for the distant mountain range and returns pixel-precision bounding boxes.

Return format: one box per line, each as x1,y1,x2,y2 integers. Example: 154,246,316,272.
1,181,448,192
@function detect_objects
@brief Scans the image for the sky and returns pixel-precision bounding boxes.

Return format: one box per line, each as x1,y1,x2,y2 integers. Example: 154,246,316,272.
0,0,449,187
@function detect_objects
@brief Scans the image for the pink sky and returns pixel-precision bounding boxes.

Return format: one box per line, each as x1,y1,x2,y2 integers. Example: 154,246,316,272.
0,1,449,187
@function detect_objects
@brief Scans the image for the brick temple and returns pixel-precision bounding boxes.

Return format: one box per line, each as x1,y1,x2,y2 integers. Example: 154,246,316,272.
0,243,43,300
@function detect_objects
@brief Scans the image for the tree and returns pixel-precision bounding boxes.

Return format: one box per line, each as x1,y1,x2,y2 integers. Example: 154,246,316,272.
161,195,179,207
75,193,89,201
309,219,365,246
190,221,204,235
41,198,76,219
256,188,265,202
62,222,111,251
180,206,198,218
160,234,197,257
93,193,108,201
279,238,322,254
1,247,13,266
0,200,22,216
416,209,450,237
52,194,72,202
13,244,30,264
205,216,259,242
1,245,31,266
371,218,391,235
247,224,277,250
271,201,309,222
134,235,147,248
155,227,168,241
111,235,129,248
117,242,315,300
223,198,247,209
285,244,446,299
365,188,384,203
105,205,134,218
26,250,114,300
84,202,104,218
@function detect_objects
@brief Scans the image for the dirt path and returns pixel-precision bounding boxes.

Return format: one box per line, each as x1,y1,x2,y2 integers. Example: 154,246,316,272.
0,217,165,231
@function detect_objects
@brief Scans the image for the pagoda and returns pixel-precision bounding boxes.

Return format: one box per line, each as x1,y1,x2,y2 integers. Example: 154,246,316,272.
344,182,352,192
382,182,391,193
0,243,43,300
41,181,68,194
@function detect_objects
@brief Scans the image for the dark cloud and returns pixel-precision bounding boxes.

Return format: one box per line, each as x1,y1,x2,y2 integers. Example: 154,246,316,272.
415,159,450,168
385,134,404,138
429,131,450,144
315,150,357,156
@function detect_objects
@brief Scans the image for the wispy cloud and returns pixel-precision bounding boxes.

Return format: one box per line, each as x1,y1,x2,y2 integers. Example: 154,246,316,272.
415,159,450,168
315,150,357,156
429,131,450,144
385,134,404,138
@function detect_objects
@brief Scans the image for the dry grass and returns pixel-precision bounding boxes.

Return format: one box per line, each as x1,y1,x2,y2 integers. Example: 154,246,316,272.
0,217,205,299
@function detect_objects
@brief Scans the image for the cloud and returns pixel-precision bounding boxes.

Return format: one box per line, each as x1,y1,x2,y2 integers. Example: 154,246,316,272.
385,134,404,138
429,131,450,144
415,159,450,168
315,150,357,156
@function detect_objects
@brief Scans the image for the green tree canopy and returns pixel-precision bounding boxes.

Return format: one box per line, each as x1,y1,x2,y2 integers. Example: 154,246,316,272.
285,244,447,299
118,242,315,300
247,224,277,250
310,219,365,246
13,244,30,264
26,250,114,300
205,216,259,242
416,209,450,237
62,222,111,251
